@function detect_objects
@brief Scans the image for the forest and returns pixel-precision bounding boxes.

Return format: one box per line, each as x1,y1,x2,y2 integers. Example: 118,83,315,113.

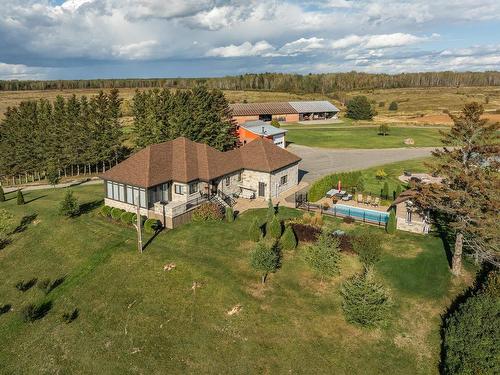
1,71,499,93
0,87,237,184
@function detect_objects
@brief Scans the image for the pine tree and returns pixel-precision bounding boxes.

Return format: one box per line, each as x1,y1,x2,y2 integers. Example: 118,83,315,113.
59,190,80,218
249,218,262,242
341,268,391,327
266,199,275,221
250,241,280,284
267,215,282,239
305,229,341,279
17,190,25,205
386,209,396,234
382,182,389,200
280,225,297,250
346,96,376,120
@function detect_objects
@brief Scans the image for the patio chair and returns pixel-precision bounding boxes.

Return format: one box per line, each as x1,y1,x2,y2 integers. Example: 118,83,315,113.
357,194,363,204
365,195,372,205
373,197,380,207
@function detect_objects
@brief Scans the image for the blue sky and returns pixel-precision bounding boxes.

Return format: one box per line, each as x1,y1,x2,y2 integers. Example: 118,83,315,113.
1,0,499,80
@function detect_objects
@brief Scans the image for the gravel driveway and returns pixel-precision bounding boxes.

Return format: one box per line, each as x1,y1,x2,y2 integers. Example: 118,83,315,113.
288,144,436,183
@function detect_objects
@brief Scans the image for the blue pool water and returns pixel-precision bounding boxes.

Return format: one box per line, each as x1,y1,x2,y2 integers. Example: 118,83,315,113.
330,204,389,224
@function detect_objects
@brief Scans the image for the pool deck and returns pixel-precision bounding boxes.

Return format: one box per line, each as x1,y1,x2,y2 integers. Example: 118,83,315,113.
317,197,390,213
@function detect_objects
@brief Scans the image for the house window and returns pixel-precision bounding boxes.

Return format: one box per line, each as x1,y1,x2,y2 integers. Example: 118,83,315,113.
126,186,133,204
106,181,113,198
174,184,184,195
406,209,413,223
189,182,198,195
225,176,230,186
280,175,288,186
237,172,242,182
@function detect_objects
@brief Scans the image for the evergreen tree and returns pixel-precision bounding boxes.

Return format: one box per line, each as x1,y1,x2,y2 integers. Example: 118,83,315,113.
280,225,297,250
59,190,80,217
386,209,396,234
382,182,389,200
267,215,282,239
341,268,391,327
225,207,234,222
305,229,341,279
249,218,262,242
266,199,275,221
17,190,25,205
346,96,376,120
250,241,280,284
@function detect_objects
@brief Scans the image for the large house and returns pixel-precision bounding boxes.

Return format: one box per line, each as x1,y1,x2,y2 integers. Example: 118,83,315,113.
238,120,287,148
100,137,301,228
230,101,340,124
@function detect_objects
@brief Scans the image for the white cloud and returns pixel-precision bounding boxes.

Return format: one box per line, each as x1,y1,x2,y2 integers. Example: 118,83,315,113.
111,40,158,60
207,41,275,57
0,62,49,80
279,37,324,55
332,33,429,49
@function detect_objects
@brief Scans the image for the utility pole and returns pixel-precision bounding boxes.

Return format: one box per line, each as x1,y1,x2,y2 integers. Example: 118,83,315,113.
134,193,143,254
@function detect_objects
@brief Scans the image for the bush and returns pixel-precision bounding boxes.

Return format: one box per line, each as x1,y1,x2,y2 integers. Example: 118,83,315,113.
111,207,125,221
442,270,499,374
346,96,376,120
343,216,354,224
375,169,387,180
59,190,80,217
388,101,398,111
308,171,362,202
280,225,297,250
100,205,112,218
191,202,224,222
19,301,53,323
386,209,396,234
291,223,321,242
120,211,134,225
270,119,280,128
310,211,324,227
225,207,234,223
249,218,262,242
62,308,79,324
341,268,391,327
17,190,25,205
378,123,389,136
250,241,281,283
15,278,37,292
267,215,282,239
378,101,385,107
333,233,354,253
304,229,341,278
0,186,4,202
144,218,161,234
352,231,383,266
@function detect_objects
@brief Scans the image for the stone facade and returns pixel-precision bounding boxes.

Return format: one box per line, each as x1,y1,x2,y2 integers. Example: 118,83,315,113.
238,163,299,199
394,201,430,234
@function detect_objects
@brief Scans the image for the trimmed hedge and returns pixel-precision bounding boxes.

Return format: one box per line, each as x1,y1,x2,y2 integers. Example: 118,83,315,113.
100,205,112,217
111,207,125,221
192,202,224,222
120,211,135,225
144,218,161,234
308,171,362,202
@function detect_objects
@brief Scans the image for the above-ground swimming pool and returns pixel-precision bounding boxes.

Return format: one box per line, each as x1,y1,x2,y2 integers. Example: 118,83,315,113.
329,204,389,224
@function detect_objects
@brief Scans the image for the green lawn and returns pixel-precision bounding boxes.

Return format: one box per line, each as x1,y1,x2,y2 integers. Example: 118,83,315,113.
0,185,463,374
285,126,445,149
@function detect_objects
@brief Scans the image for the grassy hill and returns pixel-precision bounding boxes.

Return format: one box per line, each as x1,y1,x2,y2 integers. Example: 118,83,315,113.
0,185,468,374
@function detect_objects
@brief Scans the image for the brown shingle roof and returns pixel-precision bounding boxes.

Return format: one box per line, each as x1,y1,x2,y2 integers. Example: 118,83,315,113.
391,190,418,206
230,102,297,116
101,137,301,188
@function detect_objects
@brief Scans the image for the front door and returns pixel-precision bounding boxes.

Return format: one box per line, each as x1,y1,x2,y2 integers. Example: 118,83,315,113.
258,182,266,197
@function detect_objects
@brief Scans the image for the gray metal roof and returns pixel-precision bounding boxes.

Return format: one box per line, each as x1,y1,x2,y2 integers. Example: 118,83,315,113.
288,101,339,113
241,120,287,136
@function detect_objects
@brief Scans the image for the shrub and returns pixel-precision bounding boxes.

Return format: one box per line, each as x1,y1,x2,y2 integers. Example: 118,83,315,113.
378,123,389,136
191,202,224,222
144,218,161,234
249,218,262,242
59,190,80,217
346,96,376,120
15,278,37,292
308,171,362,202
62,308,79,324
378,101,385,107
304,229,341,278
270,119,280,128
111,207,125,221
334,233,354,253
0,186,4,202
386,209,396,234
17,190,25,205
291,223,321,242
100,205,112,218
341,268,391,327
266,215,282,239
442,270,500,374
310,211,324,227
343,216,354,224
280,225,297,250
388,101,398,111
19,301,52,323
225,207,234,222
120,211,134,225
352,231,383,266
382,182,389,200
250,241,281,283
375,169,387,180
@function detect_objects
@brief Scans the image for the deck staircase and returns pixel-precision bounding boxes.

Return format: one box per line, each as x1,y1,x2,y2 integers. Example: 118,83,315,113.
210,190,235,210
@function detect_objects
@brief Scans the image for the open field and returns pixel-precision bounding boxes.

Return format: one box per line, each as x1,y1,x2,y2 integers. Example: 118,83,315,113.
285,126,445,149
0,185,468,374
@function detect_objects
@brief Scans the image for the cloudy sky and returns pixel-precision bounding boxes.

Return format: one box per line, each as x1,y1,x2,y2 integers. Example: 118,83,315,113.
1,0,500,80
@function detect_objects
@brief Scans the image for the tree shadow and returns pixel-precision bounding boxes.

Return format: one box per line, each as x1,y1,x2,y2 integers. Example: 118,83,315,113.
12,213,38,234
0,304,11,315
142,228,164,252
62,308,79,323
79,199,104,215
432,213,454,268
438,264,493,374
15,278,38,292
24,194,47,204
0,238,11,250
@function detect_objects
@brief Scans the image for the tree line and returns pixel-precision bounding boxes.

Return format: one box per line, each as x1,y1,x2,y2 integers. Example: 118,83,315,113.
2,71,500,93
0,90,124,184
133,86,237,151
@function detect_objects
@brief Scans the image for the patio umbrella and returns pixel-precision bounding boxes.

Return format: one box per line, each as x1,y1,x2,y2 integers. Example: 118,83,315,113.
337,179,341,192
